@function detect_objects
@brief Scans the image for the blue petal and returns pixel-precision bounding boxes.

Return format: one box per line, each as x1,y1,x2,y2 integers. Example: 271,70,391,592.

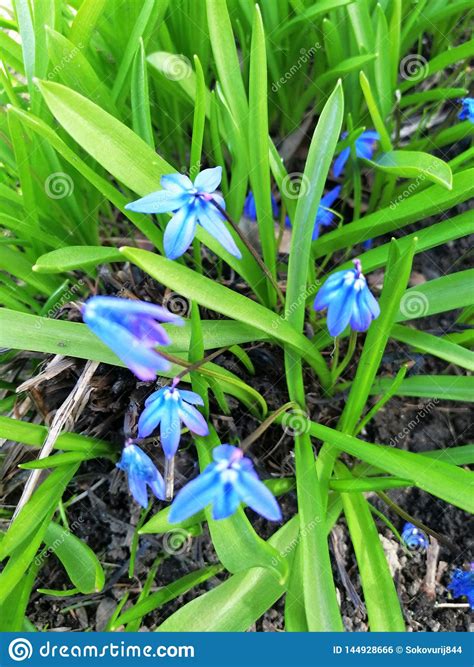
144,387,166,407
178,401,209,436
125,190,190,214
312,222,322,241
137,400,165,438
360,284,380,319
83,312,169,381
243,191,256,220
148,468,166,501
178,389,204,406
213,444,239,462
194,166,222,193
163,205,197,259
320,185,341,208
350,289,372,331
128,472,149,508
333,147,350,178
84,296,183,324
197,204,242,258
212,483,241,519
233,471,282,521
161,173,193,192
327,282,356,337
168,466,220,523
160,398,181,458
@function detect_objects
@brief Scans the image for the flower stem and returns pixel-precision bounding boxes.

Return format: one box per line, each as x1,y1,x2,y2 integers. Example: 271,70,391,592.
164,456,175,500
157,346,229,385
240,401,299,452
210,199,285,307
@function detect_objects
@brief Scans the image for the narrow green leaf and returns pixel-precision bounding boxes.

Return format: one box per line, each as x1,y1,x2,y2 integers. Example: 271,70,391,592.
369,151,452,189
43,522,105,594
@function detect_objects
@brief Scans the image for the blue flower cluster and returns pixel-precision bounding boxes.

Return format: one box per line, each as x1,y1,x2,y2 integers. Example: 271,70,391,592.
83,295,281,520
458,97,474,124
81,165,382,520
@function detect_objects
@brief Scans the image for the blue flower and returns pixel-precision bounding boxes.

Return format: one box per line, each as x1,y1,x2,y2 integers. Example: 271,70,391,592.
447,563,474,608
125,167,241,260
333,130,379,178
313,259,380,337
82,296,183,382
312,186,341,240
401,522,429,550
116,442,165,508
285,185,341,240
243,190,279,220
458,97,474,123
362,239,373,250
138,386,209,458
168,444,282,522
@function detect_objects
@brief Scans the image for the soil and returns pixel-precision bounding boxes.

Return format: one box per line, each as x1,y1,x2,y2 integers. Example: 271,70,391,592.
1,138,473,633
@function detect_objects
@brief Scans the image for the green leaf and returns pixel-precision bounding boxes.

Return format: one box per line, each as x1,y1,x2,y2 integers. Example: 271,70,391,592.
370,375,474,403
0,464,78,560
205,0,248,124
391,323,474,372
369,151,452,189
43,522,105,594
131,39,155,148
0,416,114,456
337,463,405,631
0,307,267,364
33,246,122,273
396,270,474,321
314,169,474,257
340,238,416,435
307,421,474,514
120,247,331,386
248,4,277,305
284,81,344,632
68,0,108,46
111,565,222,630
